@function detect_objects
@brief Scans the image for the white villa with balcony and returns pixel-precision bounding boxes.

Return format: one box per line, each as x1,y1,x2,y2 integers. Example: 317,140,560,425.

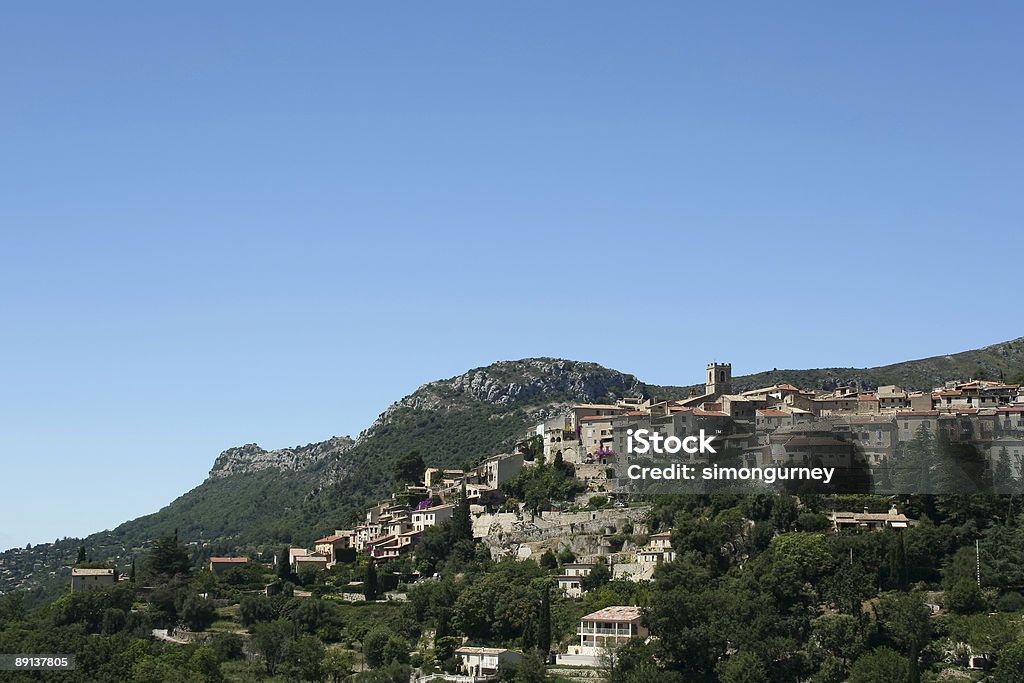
556,606,648,667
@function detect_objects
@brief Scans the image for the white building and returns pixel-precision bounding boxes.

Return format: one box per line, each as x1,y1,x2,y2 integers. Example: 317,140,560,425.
557,606,647,667
557,563,595,599
454,647,523,679
411,504,455,532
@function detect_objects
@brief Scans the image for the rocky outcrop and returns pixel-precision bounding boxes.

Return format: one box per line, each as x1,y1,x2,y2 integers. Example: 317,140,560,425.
360,358,646,441
208,436,354,479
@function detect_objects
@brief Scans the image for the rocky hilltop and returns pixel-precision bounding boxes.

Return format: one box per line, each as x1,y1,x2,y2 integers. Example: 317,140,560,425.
362,358,645,440
208,436,355,479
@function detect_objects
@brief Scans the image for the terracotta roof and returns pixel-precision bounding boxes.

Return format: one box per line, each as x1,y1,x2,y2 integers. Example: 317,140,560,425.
693,409,728,417
579,415,615,422
757,409,790,417
858,395,878,401
582,606,643,622
315,535,345,543
209,557,248,564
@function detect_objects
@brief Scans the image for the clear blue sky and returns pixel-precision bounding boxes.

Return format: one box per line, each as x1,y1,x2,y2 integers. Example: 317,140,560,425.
2,3,1022,550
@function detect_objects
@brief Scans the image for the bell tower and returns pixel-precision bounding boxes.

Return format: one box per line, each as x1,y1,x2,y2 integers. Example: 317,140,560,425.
706,362,732,397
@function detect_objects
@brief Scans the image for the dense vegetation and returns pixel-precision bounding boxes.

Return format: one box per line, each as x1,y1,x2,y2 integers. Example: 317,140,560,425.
8,491,1024,681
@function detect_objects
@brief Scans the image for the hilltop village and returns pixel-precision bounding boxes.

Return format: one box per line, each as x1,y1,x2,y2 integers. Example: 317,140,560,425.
185,362,1022,679
6,362,1024,682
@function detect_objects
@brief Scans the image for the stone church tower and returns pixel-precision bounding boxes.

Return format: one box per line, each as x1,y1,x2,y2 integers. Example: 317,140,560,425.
706,362,732,397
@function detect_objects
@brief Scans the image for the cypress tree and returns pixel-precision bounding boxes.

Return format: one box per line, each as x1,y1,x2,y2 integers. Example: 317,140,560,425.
450,482,472,543
364,558,378,601
537,583,551,655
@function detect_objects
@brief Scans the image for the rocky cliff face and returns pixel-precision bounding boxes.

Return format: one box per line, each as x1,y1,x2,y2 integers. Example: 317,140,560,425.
359,358,646,440
208,436,355,479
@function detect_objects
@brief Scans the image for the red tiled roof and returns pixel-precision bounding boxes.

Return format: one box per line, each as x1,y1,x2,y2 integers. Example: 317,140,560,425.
210,557,248,564
315,535,345,544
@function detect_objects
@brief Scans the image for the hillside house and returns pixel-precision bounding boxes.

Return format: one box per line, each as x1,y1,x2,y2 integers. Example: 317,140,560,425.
829,505,912,532
71,567,116,592
313,535,349,565
455,647,523,680
557,606,648,667
557,563,595,599
208,557,248,576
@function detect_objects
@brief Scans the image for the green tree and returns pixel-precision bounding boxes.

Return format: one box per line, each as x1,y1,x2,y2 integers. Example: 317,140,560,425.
323,649,354,683
364,558,378,601
76,545,87,564
279,634,325,681
277,547,292,581
512,652,549,682
822,559,874,617
716,651,769,683
253,619,293,675
537,582,551,655
146,532,191,578
190,646,224,683
363,627,395,668
994,640,1024,683
210,632,244,661
811,614,864,669
538,550,557,570
180,593,217,631
240,595,278,626
889,532,908,590
848,647,909,683
581,561,611,592
450,482,473,544
392,450,426,489
877,592,931,683
947,578,986,614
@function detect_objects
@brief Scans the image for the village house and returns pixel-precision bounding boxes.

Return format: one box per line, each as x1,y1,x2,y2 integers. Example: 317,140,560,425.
454,647,524,680
637,531,675,566
70,567,117,592
411,503,455,532
557,563,595,599
313,535,349,565
997,406,1024,435
208,557,248,576
877,385,910,411
829,505,912,532
557,606,648,667
293,552,329,572
473,452,525,489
